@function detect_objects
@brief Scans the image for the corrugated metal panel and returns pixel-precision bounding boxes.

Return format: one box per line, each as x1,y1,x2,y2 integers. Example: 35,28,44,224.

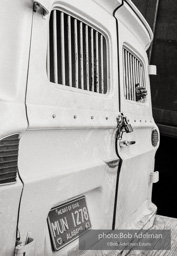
0,134,19,184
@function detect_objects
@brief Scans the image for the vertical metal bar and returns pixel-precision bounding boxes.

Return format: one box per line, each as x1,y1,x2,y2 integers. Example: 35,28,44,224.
136,59,138,86
74,19,79,88
124,49,127,99
131,54,135,100
125,50,129,99
53,10,58,83
61,12,65,84
135,59,138,101
47,25,50,81
127,52,131,100
100,35,104,94
137,60,140,86
130,53,133,100
85,25,89,91
95,32,99,93
140,63,143,88
133,56,136,100
142,66,145,88
141,64,145,88
91,28,94,92
123,49,127,98
132,55,135,100
68,16,72,87
80,22,84,89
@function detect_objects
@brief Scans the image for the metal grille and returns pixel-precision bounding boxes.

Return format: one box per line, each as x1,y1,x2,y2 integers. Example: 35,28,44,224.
123,47,146,101
0,134,19,184
47,10,108,94
152,129,159,147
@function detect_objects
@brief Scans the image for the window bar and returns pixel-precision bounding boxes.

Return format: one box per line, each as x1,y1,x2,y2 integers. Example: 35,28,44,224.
61,12,65,85
132,55,136,101
68,16,72,87
85,25,89,91
133,56,137,100
139,63,143,88
123,49,125,97
132,55,135,100
142,66,145,88
137,60,140,87
141,65,145,88
100,35,104,94
74,19,79,88
95,32,99,93
80,22,84,89
53,10,58,83
127,52,131,100
47,29,50,81
136,60,139,89
129,53,133,100
124,49,128,98
91,28,94,92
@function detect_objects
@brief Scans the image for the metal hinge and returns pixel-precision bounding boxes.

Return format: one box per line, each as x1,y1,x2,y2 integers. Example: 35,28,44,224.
150,171,159,183
15,236,35,256
33,1,49,16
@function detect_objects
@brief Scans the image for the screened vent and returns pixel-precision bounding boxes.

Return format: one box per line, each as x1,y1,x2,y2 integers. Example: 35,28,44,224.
47,10,108,94
0,134,19,184
123,47,146,102
151,129,159,147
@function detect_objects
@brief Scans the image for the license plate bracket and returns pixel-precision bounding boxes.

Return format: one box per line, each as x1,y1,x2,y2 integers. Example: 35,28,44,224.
47,196,91,251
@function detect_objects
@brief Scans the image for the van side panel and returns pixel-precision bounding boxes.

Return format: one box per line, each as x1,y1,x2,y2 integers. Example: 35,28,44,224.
0,1,32,255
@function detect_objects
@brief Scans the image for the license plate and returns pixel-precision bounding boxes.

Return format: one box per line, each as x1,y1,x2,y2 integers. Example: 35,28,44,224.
47,196,91,251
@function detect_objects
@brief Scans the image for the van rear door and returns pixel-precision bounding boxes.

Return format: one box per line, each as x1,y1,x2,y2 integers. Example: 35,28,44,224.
114,1,159,229
17,0,121,255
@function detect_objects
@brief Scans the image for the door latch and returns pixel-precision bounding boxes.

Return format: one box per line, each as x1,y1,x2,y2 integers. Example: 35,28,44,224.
119,140,136,147
116,114,133,140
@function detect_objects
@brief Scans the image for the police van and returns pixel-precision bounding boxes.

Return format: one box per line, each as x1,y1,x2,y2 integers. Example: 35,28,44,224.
0,0,159,255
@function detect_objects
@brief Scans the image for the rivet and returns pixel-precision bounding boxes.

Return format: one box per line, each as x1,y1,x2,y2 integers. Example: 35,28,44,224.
74,115,77,119
52,114,56,118
91,116,94,119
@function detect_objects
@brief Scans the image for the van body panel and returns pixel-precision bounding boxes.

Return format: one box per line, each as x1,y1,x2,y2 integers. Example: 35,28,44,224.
0,1,32,255
116,1,153,50
24,0,119,130
18,129,118,255
0,0,159,255
17,0,120,254
93,0,123,14
0,0,33,101
0,180,22,255
114,6,159,228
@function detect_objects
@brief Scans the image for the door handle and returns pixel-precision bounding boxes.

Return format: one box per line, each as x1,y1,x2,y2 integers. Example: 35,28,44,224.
119,140,136,147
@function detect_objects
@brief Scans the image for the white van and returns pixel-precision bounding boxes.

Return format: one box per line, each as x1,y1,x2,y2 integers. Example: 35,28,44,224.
0,0,159,255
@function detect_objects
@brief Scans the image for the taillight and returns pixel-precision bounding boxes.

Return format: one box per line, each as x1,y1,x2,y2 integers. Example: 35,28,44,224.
151,129,159,147
0,134,19,184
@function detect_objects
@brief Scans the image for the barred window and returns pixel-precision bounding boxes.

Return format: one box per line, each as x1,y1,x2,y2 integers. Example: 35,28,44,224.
47,9,108,94
123,47,146,102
